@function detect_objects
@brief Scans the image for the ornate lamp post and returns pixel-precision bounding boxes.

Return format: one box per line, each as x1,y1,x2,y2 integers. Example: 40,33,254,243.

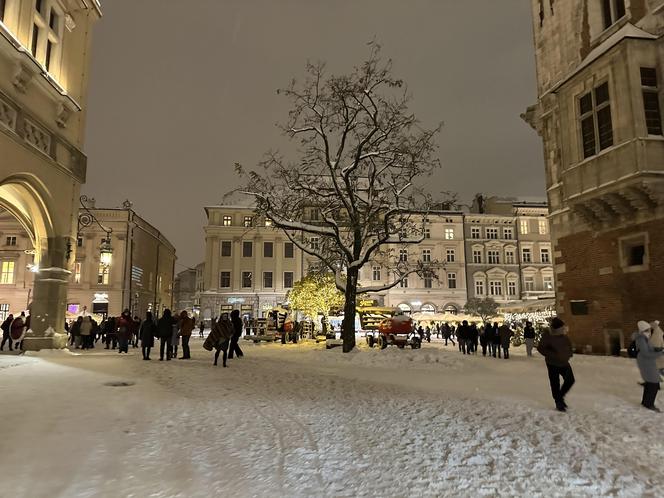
77,195,113,267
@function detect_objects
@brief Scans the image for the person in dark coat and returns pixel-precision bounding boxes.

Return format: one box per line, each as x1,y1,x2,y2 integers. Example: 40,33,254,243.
480,323,491,356
538,317,574,412
498,324,513,359
1,314,13,351
457,321,469,354
178,310,195,359
228,309,244,359
157,309,175,361
443,323,455,346
103,316,117,349
634,320,663,411
469,324,479,354
116,309,134,354
9,312,26,351
203,314,234,367
139,311,157,360
491,322,501,358
524,321,536,357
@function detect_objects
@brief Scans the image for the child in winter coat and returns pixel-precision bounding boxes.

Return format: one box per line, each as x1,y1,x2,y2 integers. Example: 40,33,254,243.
634,320,663,412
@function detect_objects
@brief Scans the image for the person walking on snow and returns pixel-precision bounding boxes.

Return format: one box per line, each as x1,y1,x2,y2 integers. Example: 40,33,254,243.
157,309,175,361
648,320,664,376
1,314,13,351
203,314,234,367
199,319,205,339
499,323,513,359
491,322,501,358
116,310,134,354
538,317,575,412
139,311,157,360
228,309,244,359
634,320,663,412
480,323,491,356
524,321,536,357
178,310,194,359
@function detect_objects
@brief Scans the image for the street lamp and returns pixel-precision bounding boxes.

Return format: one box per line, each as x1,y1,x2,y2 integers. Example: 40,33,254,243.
77,195,113,267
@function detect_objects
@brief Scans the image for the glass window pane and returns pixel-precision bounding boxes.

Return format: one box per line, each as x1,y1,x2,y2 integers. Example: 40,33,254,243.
581,116,596,158
597,106,613,150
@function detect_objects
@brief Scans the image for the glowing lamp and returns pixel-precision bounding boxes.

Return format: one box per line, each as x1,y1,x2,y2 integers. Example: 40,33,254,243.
99,237,113,267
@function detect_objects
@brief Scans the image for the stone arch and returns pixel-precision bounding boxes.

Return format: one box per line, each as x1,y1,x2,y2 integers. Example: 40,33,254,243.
442,302,459,314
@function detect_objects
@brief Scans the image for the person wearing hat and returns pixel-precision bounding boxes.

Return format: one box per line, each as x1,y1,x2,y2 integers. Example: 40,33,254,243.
634,320,663,412
537,317,574,412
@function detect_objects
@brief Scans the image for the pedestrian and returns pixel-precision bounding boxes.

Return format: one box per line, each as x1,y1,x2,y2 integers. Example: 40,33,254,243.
199,319,205,339
537,317,575,412
469,323,479,354
634,320,663,412
1,314,13,351
480,323,491,356
499,323,513,359
157,309,175,361
139,311,157,360
132,316,141,348
71,316,82,348
491,322,501,358
9,312,26,351
79,315,93,349
178,310,194,359
649,320,664,376
116,309,133,354
203,314,233,367
104,316,117,349
228,309,244,359
458,321,469,354
171,317,181,359
524,321,536,357
443,323,455,346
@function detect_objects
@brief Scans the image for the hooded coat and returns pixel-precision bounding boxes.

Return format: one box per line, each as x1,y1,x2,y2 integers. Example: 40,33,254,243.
203,318,233,351
498,325,513,348
157,311,175,340
537,326,573,367
634,331,663,383
139,316,157,347
649,321,664,370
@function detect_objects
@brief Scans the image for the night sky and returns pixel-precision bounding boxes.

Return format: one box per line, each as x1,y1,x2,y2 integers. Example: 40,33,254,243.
84,0,544,268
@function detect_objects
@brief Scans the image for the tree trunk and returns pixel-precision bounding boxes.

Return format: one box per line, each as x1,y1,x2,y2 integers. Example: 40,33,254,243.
341,268,358,352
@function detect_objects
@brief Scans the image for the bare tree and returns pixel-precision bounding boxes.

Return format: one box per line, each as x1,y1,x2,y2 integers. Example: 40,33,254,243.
234,44,443,352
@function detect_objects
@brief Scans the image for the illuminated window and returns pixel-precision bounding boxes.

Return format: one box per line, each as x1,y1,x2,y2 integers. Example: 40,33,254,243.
520,220,529,235
241,271,252,288
5,236,16,246
283,271,294,288
447,272,457,289
74,262,81,283
222,215,232,226
243,216,253,227
0,261,14,284
97,263,109,285
31,0,63,74
444,228,454,240
265,218,273,227
0,303,9,321
538,219,548,235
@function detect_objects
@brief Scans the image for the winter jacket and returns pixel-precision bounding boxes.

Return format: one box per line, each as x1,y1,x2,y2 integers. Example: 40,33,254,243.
179,315,195,337
498,325,513,348
491,326,501,345
116,314,134,341
203,319,233,351
635,332,663,383
9,316,25,341
80,317,93,336
523,325,536,339
479,325,491,346
1,317,12,335
231,316,243,340
157,314,175,340
649,322,664,370
139,319,157,347
537,327,573,367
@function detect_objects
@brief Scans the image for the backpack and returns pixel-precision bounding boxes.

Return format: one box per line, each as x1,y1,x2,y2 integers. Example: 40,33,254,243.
627,340,638,358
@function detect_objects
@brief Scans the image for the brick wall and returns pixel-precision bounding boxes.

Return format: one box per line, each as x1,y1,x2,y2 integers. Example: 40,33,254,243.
556,218,664,353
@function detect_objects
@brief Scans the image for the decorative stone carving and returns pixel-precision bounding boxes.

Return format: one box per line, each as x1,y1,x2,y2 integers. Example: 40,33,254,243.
23,119,51,156
12,62,34,93
65,13,77,32
55,102,73,128
0,97,18,131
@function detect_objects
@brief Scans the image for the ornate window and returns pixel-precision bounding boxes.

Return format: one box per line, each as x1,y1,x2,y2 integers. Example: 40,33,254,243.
284,242,294,258
31,0,64,74
447,272,457,289
641,68,662,135
579,82,613,159
242,241,253,258
444,228,454,240
221,241,232,257
489,280,503,296
219,271,231,288
486,227,498,239
222,215,232,226
488,250,500,264
283,271,294,288
241,271,252,288
446,249,455,263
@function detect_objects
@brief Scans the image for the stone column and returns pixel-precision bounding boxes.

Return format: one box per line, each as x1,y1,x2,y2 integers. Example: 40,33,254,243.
23,236,70,350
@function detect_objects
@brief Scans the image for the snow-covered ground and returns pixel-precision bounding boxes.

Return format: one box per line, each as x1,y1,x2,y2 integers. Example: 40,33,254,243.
1,339,663,497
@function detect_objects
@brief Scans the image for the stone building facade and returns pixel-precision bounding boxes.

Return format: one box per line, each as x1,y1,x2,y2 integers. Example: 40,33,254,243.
0,0,101,348
173,268,196,315
524,0,664,353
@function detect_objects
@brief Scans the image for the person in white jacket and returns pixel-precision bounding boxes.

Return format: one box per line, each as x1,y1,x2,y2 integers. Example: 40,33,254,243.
649,320,664,376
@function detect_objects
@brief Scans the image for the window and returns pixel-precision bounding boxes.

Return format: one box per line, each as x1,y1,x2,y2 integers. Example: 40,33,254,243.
579,82,613,159
263,271,273,288
543,275,554,291
283,271,294,288
220,271,231,288
5,236,16,246
241,271,252,288
310,208,320,221
446,249,455,263
399,249,408,262
486,228,498,240
0,261,14,284
284,242,294,258
520,220,529,235
471,227,481,239
475,279,484,296
221,241,232,257
310,237,319,251
507,280,517,296
31,0,62,74
488,250,500,265
74,262,81,284
444,228,454,240
540,248,551,263
372,266,381,281
222,215,232,226
424,227,431,239
263,242,273,258
422,249,431,263
243,216,253,227
447,272,457,289
503,227,513,240
641,68,662,135
505,249,515,264
570,300,589,315
538,219,548,235
423,274,433,288
0,303,9,322
522,248,532,263
524,275,535,292
489,280,503,296
399,276,408,288
242,241,252,258
472,249,482,264
97,263,109,285
601,0,626,30
265,218,273,227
